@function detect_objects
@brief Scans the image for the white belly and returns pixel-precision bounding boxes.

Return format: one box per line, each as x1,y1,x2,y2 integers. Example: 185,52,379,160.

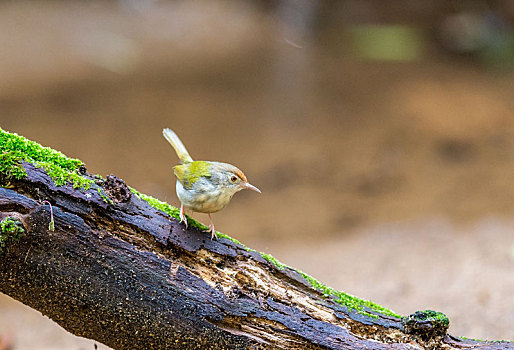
176,180,232,213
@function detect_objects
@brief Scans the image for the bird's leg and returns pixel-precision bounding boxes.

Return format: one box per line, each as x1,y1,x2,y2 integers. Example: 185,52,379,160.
204,213,216,240
179,203,188,228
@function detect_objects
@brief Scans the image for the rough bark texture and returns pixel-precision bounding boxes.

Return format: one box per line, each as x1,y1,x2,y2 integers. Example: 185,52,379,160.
0,163,512,350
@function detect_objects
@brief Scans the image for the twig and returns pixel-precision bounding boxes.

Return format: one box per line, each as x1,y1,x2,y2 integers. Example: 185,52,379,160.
41,200,55,231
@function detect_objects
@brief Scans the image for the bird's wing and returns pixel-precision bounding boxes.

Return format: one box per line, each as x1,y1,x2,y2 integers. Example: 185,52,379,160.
173,161,211,189
163,128,193,164
173,164,189,186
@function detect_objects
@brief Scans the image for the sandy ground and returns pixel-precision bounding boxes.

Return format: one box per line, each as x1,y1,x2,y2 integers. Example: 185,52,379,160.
1,1,513,348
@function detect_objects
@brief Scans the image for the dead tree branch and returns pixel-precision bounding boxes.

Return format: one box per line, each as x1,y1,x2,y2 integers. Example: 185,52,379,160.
0,163,511,349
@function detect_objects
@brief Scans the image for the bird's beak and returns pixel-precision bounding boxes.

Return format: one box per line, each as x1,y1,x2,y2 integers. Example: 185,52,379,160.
243,182,261,193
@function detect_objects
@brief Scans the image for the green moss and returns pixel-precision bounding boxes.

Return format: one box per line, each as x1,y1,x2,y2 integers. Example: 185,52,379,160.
261,253,287,270
0,127,93,189
258,251,399,318
402,310,449,328
216,232,243,245
0,217,24,254
415,310,449,327
459,337,513,343
130,187,209,232
97,187,114,205
130,187,258,246
300,272,400,319
130,187,179,218
402,310,450,337
256,249,399,318
0,152,27,180
216,233,255,251
0,217,24,235
459,337,484,342
37,161,92,189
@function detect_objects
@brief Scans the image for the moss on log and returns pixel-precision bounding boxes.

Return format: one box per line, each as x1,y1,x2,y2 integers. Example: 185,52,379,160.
0,128,511,349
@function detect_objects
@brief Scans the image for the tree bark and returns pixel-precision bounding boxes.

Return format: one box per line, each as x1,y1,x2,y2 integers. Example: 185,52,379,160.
0,163,511,350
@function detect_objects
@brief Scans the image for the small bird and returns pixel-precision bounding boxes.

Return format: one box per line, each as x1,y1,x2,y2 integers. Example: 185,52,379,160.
163,128,261,239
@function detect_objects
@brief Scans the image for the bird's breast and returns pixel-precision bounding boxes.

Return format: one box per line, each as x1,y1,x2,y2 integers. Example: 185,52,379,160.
176,180,233,213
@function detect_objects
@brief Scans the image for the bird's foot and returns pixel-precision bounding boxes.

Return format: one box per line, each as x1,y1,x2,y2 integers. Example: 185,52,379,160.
203,224,217,240
203,214,217,240
201,214,217,240
179,204,188,229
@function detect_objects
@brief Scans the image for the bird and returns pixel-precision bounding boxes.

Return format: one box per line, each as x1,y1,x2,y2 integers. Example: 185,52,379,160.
162,128,261,239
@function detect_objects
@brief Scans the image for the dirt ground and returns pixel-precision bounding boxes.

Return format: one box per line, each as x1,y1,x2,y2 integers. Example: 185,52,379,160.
0,1,513,348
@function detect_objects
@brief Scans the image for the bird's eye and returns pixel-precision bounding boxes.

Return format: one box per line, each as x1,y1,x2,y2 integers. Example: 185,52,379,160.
230,176,238,183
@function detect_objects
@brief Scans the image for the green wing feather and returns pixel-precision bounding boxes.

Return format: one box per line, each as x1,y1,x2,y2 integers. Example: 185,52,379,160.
173,161,211,189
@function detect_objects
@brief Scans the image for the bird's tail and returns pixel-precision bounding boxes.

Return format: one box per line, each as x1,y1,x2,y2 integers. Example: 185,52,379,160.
163,128,193,163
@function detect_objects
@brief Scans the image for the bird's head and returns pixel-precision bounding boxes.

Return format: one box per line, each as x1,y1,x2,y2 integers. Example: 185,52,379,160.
211,162,261,195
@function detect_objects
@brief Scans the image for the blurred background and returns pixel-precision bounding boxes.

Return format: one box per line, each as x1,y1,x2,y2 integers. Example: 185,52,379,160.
1,0,514,348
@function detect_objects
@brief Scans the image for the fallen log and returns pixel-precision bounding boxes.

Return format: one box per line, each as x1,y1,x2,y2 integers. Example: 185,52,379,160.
0,128,511,349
